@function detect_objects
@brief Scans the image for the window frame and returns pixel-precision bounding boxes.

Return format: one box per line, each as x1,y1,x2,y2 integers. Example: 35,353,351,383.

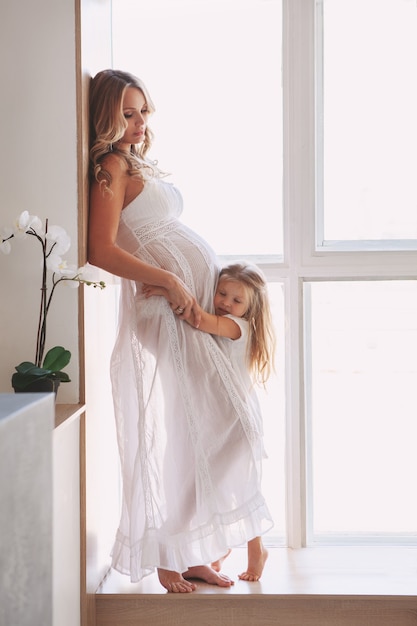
314,0,417,254
283,0,417,548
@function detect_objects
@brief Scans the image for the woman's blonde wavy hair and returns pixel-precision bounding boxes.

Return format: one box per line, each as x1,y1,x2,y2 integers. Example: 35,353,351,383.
218,262,276,385
89,69,159,190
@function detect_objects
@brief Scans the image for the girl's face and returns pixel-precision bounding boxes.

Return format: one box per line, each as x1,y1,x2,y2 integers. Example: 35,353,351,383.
214,278,250,319
119,87,150,149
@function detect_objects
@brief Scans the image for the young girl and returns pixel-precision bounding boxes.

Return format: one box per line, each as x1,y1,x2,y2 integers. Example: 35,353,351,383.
143,261,276,581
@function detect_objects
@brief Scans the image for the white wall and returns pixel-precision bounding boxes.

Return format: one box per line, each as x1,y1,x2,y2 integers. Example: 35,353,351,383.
0,0,79,402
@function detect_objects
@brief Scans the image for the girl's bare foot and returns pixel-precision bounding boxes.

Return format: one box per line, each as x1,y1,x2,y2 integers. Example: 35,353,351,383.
184,565,234,587
238,537,268,582
157,568,197,593
211,549,232,572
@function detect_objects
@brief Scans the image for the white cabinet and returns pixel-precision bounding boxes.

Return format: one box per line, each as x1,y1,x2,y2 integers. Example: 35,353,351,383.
0,393,54,626
53,407,82,626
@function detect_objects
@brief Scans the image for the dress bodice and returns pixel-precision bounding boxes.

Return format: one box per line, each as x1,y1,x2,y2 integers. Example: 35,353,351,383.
121,177,183,229
116,177,183,256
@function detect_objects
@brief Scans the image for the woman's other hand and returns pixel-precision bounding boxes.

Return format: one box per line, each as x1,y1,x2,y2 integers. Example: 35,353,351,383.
142,279,201,327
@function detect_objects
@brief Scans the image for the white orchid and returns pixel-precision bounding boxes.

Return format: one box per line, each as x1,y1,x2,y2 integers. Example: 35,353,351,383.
13,210,42,239
1,211,105,391
46,224,71,255
77,263,102,282
46,252,71,275
58,263,84,287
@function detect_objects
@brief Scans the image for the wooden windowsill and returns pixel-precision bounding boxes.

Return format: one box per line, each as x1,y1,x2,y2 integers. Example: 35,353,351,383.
97,545,417,597
95,547,417,625
55,403,85,429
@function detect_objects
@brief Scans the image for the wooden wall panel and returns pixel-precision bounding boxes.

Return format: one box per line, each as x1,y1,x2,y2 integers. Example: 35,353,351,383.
75,2,114,626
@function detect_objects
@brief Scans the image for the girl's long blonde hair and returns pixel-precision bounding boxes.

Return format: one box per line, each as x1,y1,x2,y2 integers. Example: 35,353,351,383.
218,262,276,385
89,69,160,190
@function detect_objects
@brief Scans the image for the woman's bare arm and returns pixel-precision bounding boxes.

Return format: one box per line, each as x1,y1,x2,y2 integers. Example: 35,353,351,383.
88,156,198,320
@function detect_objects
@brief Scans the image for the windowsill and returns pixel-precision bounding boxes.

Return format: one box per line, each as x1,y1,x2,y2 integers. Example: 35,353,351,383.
55,403,85,429
96,545,417,597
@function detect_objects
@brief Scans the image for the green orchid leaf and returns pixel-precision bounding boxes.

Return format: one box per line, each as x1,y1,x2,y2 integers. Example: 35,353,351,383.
53,371,71,382
42,346,71,372
15,361,52,376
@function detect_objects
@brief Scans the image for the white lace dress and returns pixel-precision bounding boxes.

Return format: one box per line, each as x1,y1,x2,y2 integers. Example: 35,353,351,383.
110,176,273,582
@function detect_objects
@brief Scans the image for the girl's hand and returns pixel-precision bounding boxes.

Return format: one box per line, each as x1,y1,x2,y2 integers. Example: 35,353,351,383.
185,303,203,329
142,284,168,299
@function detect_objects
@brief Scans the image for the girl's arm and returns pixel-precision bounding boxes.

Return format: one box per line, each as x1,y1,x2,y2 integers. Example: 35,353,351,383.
142,284,241,340
88,156,198,321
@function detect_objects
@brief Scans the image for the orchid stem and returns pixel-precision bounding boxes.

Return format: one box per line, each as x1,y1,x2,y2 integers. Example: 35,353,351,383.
34,219,48,367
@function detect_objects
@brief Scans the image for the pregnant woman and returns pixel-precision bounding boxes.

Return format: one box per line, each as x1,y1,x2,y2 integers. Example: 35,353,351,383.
88,69,273,592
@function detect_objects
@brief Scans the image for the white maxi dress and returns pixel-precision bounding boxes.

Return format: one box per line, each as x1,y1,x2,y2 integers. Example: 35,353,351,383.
110,175,273,582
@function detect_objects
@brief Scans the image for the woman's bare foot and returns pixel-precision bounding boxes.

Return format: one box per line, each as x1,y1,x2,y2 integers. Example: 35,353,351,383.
211,549,232,572
157,568,197,593
184,565,234,587
238,537,268,582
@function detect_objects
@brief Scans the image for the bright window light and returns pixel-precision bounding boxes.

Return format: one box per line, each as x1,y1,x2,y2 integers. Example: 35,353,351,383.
112,0,283,258
305,280,417,541
317,0,417,243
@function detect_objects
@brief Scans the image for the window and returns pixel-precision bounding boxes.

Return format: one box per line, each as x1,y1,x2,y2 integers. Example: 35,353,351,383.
305,0,417,544
305,280,417,543
112,0,417,548
316,0,417,249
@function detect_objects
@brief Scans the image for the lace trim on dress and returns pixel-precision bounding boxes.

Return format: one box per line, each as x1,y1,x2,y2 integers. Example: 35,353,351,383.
111,491,273,581
133,220,198,293
163,235,195,292
133,218,178,246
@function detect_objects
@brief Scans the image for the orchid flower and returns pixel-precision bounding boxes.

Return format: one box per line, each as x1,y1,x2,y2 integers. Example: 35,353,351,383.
1,211,105,380
46,224,71,255
13,211,42,239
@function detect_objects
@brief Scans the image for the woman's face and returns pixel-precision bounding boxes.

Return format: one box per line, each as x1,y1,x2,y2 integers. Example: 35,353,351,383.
214,278,251,319
119,87,150,149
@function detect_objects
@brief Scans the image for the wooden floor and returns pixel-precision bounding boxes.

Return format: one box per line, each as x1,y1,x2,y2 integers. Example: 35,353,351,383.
95,546,417,625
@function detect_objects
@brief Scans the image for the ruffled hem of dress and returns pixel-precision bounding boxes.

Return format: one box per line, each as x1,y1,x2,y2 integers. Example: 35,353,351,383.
110,493,273,583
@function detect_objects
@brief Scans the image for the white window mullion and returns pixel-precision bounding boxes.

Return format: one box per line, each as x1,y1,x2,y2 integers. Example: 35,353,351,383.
314,0,324,249
283,0,316,548
283,276,306,548
302,282,314,546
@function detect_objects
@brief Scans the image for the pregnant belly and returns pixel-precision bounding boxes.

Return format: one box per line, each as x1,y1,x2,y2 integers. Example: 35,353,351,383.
140,226,219,302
